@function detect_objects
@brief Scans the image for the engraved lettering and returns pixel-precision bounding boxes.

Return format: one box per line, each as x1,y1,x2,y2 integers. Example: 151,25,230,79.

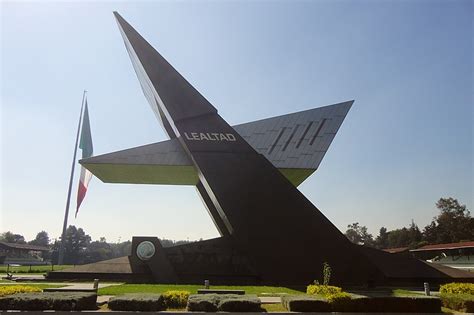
200,133,209,141
206,133,216,141
184,132,237,142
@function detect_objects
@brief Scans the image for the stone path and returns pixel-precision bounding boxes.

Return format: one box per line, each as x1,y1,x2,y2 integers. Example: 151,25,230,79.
97,295,114,305
55,282,117,290
259,296,281,304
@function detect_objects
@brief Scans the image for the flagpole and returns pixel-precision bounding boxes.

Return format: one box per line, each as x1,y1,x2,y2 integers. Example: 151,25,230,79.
58,90,87,265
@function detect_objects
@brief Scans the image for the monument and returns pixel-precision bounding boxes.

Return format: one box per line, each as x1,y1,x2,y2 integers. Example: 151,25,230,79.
48,12,474,285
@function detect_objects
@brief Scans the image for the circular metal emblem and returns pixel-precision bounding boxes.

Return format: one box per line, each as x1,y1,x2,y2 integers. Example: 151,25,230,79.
136,241,156,261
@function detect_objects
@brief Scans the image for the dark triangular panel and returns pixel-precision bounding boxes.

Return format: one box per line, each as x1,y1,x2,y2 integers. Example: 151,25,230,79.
114,12,217,129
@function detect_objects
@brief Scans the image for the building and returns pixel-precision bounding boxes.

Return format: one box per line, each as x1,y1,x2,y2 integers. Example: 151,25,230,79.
0,242,50,265
410,241,474,273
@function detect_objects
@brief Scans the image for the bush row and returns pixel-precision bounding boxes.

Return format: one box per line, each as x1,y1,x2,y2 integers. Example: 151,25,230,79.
282,294,441,313
187,294,261,312
0,292,97,311
108,293,165,311
282,294,330,312
0,285,41,297
440,282,474,295
440,293,474,313
108,290,190,311
109,293,261,312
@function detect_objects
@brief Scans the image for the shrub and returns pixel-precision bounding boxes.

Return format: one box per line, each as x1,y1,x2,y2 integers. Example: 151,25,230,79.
0,285,42,297
281,295,331,312
217,294,261,312
108,293,165,311
162,290,190,308
331,296,366,312
282,294,441,313
440,293,474,313
440,282,474,295
0,292,97,311
326,291,352,303
332,296,440,313
187,294,220,312
306,284,342,296
187,294,261,312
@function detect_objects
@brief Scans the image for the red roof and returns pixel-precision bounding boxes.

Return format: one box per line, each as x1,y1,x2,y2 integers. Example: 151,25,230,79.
410,241,474,252
383,247,408,253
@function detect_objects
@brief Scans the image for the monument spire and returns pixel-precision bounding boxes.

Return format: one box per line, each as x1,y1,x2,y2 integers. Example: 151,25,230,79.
113,11,217,136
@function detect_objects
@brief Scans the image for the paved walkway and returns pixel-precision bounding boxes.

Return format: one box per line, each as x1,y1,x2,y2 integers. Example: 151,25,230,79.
259,296,281,304
45,282,118,290
96,295,114,305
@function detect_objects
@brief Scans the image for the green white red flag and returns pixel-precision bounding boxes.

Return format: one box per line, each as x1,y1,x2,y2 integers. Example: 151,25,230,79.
76,99,93,217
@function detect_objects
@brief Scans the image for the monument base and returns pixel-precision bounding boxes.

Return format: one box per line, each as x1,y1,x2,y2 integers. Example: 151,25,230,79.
47,236,474,286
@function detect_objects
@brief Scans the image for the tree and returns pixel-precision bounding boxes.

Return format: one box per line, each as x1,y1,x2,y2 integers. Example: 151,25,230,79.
345,222,374,246
387,228,410,248
378,220,423,249
84,240,113,264
407,220,422,247
423,197,473,244
110,241,132,258
29,231,50,247
0,231,26,244
61,225,91,264
375,227,389,249
159,238,193,247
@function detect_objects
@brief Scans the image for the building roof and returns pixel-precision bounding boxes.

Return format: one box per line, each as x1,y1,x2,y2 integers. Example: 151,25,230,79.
410,241,474,252
0,242,49,252
383,247,409,254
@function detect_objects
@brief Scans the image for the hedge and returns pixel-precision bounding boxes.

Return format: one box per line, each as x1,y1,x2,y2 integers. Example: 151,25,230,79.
281,294,331,312
187,293,221,312
0,292,97,311
334,296,440,313
187,294,261,312
0,285,41,297
281,294,441,313
108,293,165,311
440,293,474,313
440,282,474,295
217,294,261,312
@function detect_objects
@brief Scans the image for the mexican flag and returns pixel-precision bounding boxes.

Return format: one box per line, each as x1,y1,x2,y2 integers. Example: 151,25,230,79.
76,100,93,217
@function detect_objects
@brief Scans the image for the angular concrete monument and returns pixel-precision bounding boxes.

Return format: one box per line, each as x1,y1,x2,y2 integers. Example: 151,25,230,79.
48,12,474,285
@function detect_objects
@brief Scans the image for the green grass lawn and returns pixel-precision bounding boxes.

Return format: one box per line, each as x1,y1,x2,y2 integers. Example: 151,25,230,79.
261,303,286,312
98,284,304,296
391,289,425,297
0,265,71,274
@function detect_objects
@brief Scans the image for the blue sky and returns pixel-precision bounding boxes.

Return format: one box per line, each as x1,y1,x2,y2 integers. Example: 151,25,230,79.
1,0,472,243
